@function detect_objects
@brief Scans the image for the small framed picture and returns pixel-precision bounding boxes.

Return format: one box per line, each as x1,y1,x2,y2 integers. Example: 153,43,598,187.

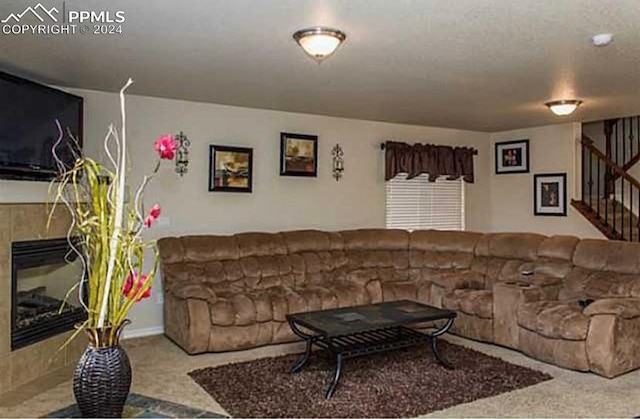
495,139,529,174
208,145,253,193
280,132,318,177
534,173,567,216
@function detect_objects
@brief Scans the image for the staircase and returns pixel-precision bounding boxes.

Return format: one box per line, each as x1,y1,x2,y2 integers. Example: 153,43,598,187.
573,196,639,241
573,116,640,242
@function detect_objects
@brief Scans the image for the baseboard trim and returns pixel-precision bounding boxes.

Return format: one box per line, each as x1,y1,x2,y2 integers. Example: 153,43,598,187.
122,326,165,340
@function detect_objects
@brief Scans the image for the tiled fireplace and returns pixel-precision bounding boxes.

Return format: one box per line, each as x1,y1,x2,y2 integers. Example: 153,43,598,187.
0,204,85,394
11,237,86,350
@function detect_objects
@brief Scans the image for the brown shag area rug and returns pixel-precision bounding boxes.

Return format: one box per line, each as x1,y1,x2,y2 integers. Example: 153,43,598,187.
188,340,552,418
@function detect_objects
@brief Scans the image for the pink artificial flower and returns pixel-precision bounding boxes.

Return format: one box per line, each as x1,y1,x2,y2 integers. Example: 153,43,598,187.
144,204,161,228
153,134,179,160
122,272,152,302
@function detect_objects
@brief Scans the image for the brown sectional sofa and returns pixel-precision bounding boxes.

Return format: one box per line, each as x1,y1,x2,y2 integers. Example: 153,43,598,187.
158,229,640,378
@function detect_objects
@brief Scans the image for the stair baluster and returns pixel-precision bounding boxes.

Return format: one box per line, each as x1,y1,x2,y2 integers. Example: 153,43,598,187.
627,184,637,238
596,159,601,217
572,132,640,241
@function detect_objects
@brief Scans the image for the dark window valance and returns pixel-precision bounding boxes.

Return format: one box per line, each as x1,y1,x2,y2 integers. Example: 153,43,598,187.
384,141,476,183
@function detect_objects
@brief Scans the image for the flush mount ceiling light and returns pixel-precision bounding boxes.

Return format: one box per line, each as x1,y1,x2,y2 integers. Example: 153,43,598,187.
545,100,583,116
592,33,614,47
293,27,346,63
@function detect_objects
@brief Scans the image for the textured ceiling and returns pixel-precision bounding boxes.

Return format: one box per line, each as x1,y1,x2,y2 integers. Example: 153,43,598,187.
2,0,640,131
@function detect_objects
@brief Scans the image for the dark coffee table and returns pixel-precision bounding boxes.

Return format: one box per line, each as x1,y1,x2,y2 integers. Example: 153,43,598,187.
286,299,456,399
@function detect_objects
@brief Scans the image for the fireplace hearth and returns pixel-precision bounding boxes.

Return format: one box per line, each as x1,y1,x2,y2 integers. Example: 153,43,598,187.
11,237,87,350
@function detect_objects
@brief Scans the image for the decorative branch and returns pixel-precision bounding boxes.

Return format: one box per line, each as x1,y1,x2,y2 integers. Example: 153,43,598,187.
49,78,178,341
97,78,133,328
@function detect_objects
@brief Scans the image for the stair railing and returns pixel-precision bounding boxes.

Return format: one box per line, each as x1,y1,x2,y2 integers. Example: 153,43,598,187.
578,134,640,241
606,116,640,191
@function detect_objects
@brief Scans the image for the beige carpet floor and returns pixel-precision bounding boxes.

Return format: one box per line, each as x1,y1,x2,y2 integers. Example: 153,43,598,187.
1,334,639,418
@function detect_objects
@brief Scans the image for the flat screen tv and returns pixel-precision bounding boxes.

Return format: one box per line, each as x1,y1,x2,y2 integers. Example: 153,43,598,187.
0,71,83,181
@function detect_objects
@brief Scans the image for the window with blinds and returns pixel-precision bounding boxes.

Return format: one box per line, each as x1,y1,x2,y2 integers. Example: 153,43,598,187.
385,174,465,231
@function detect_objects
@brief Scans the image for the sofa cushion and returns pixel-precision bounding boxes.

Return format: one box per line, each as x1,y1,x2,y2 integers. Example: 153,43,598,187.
341,229,409,251
182,235,239,262
236,232,288,258
157,237,186,264
280,230,344,253
409,231,482,270
573,239,640,274
537,235,580,261
534,235,578,279
612,276,640,298
410,250,474,270
560,268,640,300
534,259,573,279
381,280,418,301
486,233,546,261
410,230,483,253
333,282,371,307
169,283,217,301
443,289,493,319
517,300,590,340
210,286,291,325
426,269,484,290
583,298,640,319
346,250,409,270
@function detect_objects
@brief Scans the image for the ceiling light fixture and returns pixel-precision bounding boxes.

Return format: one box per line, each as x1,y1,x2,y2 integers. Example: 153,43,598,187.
293,27,346,63
592,33,613,47
545,100,583,116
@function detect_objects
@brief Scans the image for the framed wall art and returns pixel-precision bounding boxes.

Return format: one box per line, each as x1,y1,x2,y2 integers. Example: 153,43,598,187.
208,145,253,193
495,139,529,174
280,132,318,177
534,173,567,216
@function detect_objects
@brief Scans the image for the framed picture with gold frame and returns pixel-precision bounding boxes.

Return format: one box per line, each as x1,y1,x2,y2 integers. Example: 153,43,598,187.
280,132,318,177
208,145,253,193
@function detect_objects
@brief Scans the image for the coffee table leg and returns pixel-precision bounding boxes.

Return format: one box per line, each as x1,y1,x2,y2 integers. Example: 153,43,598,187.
325,353,343,400
287,319,318,374
291,337,314,373
428,317,455,369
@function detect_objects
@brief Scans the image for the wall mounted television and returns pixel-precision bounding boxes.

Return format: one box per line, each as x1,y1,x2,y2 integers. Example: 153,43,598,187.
0,71,83,181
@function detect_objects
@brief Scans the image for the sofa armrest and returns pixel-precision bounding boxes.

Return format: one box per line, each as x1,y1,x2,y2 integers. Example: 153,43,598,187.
585,298,640,377
168,282,217,302
492,281,556,349
584,298,640,319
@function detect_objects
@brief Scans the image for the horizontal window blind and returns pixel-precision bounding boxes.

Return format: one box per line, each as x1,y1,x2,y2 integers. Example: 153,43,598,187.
385,174,465,231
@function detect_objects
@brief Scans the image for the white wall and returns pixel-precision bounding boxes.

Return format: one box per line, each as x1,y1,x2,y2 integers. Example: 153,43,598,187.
489,123,604,238
72,87,492,334
1,84,612,336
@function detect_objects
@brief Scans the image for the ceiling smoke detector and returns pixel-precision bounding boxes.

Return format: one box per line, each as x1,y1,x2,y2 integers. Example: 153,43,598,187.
592,33,613,47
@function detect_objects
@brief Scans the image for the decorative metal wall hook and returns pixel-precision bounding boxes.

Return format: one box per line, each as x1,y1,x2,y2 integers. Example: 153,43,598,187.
332,143,344,181
174,131,190,176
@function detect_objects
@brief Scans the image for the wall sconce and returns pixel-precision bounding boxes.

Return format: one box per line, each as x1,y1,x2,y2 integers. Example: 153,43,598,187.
174,131,190,176
332,143,344,181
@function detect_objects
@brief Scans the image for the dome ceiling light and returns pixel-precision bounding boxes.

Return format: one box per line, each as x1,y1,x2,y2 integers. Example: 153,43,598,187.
545,100,583,116
592,33,613,47
293,27,347,63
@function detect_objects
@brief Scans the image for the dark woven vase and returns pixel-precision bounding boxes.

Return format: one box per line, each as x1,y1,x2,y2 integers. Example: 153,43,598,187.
73,320,132,418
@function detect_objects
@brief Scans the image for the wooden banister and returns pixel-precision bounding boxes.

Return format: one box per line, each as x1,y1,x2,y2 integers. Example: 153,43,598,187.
580,134,640,191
